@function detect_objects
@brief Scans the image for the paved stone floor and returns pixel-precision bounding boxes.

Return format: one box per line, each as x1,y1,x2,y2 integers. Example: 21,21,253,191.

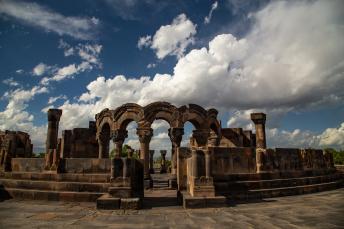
0,188,343,229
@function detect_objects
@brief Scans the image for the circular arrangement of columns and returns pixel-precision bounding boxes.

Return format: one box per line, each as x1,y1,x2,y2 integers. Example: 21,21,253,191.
95,102,221,179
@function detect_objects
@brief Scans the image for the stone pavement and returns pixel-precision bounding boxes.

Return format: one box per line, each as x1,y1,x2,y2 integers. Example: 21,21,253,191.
0,189,343,229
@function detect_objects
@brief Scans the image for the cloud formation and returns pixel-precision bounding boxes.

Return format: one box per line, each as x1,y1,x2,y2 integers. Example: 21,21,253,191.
204,1,218,24
0,0,100,40
40,42,102,85
56,1,344,149
1,0,343,151
138,14,197,59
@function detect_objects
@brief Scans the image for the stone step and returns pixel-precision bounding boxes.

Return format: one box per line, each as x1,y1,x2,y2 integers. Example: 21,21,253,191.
221,180,344,200
0,178,110,193
213,169,338,181
0,172,110,183
182,181,344,208
0,187,104,202
214,173,342,191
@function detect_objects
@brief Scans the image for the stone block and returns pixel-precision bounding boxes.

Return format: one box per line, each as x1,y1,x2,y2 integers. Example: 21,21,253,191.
120,198,141,210
182,192,227,209
108,187,132,198
96,194,120,210
144,179,152,189
168,179,177,189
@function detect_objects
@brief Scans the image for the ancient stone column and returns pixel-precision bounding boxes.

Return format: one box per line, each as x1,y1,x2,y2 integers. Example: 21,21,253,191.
137,127,153,179
127,148,134,158
112,129,128,158
160,150,167,174
45,109,62,170
122,158,128,178
204,150,212,178
191,149,199,177
192,129,210,147
149,150,155,174
168,127,184,175
250,113,267,149
98,131,110,158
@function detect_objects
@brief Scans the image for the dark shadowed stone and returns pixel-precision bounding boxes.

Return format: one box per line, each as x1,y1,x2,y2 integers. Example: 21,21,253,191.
96,194,120,210
120,198,141,210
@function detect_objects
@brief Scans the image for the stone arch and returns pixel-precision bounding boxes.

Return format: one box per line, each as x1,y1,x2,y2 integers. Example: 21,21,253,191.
143,101,179,128
179,104,208,129
113,103,144,130
97,122,111,158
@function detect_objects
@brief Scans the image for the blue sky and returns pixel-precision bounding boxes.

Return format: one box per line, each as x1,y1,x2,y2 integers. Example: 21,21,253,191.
0,0,343,154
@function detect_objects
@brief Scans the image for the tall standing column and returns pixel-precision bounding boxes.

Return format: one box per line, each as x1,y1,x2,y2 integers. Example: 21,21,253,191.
168,127,184,175
160,150,167,174
98,132,110,158
137,127,153,180
250,113,267,149
149,150,155,174
112,129,128,158
45,109,62,170
191,149,199,178
204,150,212,178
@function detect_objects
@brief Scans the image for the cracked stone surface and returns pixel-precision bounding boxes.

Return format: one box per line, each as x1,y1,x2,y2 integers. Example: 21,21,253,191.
0,189,343,228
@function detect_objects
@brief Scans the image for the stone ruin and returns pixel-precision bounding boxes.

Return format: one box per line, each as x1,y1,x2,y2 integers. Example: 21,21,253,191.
0,130,33,172
0,102,342,209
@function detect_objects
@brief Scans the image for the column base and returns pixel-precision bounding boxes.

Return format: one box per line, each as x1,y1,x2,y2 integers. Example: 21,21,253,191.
144,178,153,189
168,178,177,189
96,194,141,210
160,167,167,174
189,177,215,197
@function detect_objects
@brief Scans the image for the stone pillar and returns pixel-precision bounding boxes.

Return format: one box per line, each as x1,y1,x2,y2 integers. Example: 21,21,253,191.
191,149,199,177
127,148,134,158
250,113,267,149
45,109,62,170
204,150,212,178
168,128,184,175
60,130,72,158
98,131,110,159
160,150,167,173
149,150,155,174
137,128,153,180
112,129,128,158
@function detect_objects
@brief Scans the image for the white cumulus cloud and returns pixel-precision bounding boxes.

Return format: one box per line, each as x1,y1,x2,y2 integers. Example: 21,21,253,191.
138,14,197,59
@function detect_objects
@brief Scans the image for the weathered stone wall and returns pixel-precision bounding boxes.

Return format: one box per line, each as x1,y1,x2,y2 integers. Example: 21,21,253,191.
60,121,98,158
256,148,334,173
11,158,45,172
0,130,33,171
11,158,111,173
219,128,255,148
63,158,111,173
210,147,256,175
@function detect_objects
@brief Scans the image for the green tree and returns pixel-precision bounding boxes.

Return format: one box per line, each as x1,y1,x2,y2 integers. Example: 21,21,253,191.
325,148,344,165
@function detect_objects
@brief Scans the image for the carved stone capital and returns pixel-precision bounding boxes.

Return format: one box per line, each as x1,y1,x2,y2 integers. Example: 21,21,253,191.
250,113,266,125
47,109,62,122
207,131,220,146
168,127,184,146
149,150,155,157
160,150,167,157
136,128,153,143
192,129,210,146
